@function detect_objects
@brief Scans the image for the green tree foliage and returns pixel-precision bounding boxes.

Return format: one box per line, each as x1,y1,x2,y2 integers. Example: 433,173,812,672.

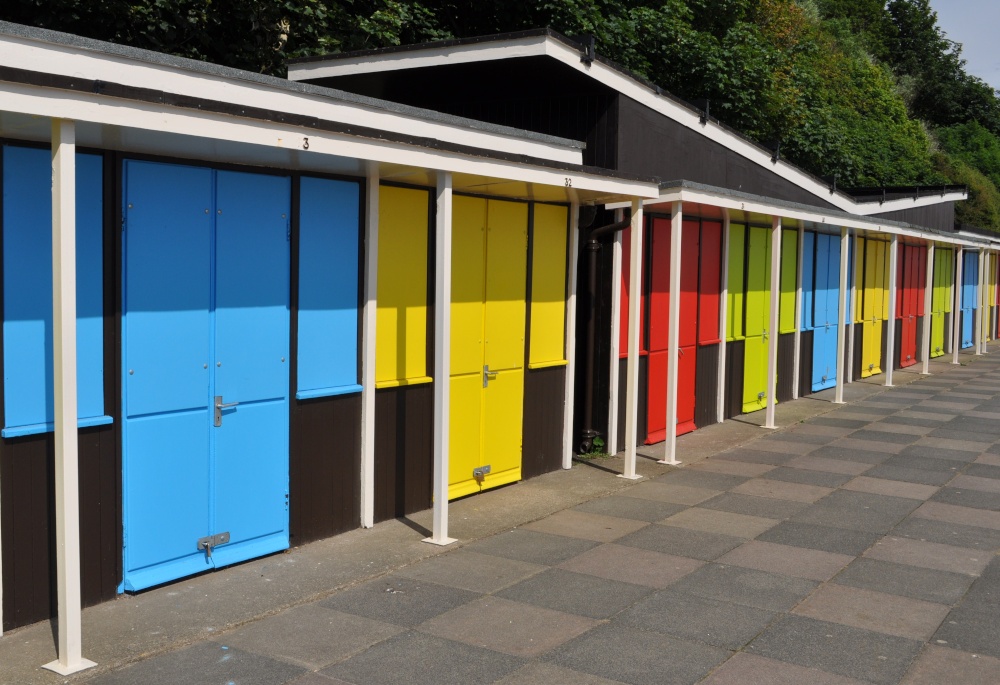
937,122,1000,189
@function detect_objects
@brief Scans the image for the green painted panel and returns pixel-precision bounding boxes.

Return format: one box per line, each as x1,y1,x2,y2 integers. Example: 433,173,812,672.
742,226,771,414
779,228,797,334
727,224,746,341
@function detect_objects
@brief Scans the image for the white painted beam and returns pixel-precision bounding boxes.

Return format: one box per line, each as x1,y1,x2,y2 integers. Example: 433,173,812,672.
621,199,644,480
425,172,456,546
562,202,581,469
834,226,849,404
976,249,985,355
846,231,856,385
717,210,730,423
764,217,781,428
660,202,682,465
953,247,964,365
359,164,379,528
921,243,935,374
606,211,624,458
885,235,899,387
42,119,96,676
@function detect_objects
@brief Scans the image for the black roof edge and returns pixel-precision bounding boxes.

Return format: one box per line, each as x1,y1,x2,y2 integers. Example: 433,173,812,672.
955,223,1000,238
289,28,969,211
0,21,584,150
841,184,967,202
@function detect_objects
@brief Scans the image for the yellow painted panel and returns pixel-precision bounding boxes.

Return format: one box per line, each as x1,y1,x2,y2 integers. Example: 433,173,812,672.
742,336,769,413
482,367,524,491
376,185,429,385
485,199,528,372
529,203,568,365
854,237,865,323
451,195,486,377
862,319,883,377
878,241,891,320
779,229,797,334
727,224,746,341
448,373,483,500
863,239,877,322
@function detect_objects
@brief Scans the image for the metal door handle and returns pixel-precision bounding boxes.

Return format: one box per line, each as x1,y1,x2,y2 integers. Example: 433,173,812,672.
214,396,239,427
483,365,498,388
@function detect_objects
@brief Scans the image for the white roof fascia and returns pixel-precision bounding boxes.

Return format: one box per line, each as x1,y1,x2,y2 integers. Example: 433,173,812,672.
854,191,968,215
0,32,583,166
1,84,658,200
287,34,550,81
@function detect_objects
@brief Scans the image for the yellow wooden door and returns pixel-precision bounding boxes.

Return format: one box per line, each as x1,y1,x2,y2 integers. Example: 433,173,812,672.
448,196,527,499
861,240,886,377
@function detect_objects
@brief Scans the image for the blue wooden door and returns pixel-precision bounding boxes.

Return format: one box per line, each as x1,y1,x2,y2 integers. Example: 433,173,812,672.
962,251,978,349
811,234,841,391
122,161,290,591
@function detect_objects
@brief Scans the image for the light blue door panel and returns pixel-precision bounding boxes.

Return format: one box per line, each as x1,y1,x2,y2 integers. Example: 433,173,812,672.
123,411,211,590
826,235,842,326
812,326,837,392
801,232,815,331
813,234,829,327
124,161,212,417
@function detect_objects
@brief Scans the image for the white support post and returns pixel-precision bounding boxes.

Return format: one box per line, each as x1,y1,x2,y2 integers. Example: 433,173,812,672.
42,120,95,676
359,163,379,529
834,226,849,404
792,221,804,399
660,202,683,465
764,217,781,429
953,246,964,365
425,172,456,546
976,249,985,355
716,210,730,423
562,203,581,469
885,235,899,387
921,243,935,374
621,199,644,480
848,230,858,384
606,210,624,457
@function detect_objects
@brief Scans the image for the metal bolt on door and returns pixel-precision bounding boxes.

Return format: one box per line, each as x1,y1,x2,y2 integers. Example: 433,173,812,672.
122,161,290,591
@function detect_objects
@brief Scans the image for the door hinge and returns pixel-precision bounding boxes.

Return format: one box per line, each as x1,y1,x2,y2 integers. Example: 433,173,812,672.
197,532,230,559
473,465,491,483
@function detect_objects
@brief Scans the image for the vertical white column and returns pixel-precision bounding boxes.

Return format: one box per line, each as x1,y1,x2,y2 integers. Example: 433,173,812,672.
764,217,781,428
846,231,856,384
921,243,935,374
716,210,730,423
885,235,899,387
425,172,456,546
834,226,849,404
621,199,644,480
953,246,964,365
660,202,682,465
42,120,95,675
792,221,804,399
562,203,581,469
606,210,624,457
976,249,985,355
359,164,379,529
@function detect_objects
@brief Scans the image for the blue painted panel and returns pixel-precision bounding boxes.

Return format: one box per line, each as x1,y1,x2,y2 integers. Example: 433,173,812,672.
814,234,830,327
963,251,979,310
124,161,212,417
825,234,842,327
123,411,212,590
812,325,837,391
801,231,815,331
3,146,105,430
297,176,360,395
845,235,855,325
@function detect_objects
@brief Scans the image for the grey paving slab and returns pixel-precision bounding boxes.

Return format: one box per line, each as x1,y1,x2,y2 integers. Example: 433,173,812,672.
785,455,873,475
287,674,349,685
688,459,776,477
213,604,404,670
557,542,703,588
618,589,777,650
712,448,797,465
792,583,950,640
899,444,982,463
932,606,1000,660
964,463,1000,480
880,415,951,429
699,492,810,519
85,642,306,685
920,432,993,450
572,495,687,523
834,558,975,604
758,466,854,487
669,563,817,612
319,575,479,627
832,436,907,454
545,624,730,685
495,662,628,685
322,631,524,685
731,478,834,503
748,614,924,685
700,652,867,685
757,521,881,556
807,416,869,429
945,417,1000,435
661,507,779,538
768,431,841,445
420,596,599,658
953,557,1000,608
891,516,1000,551
717,540,853,581
616,524,745,561
808,445,895,465
790,490,921,534
865,536,990,576
849,428,921,445
496,568,654,619
975,452,1000,466
653,469,750,490
841,475,939,500
521,509,650,542
913,500,1000,530
900,644,1000,685
395,550,545,593
619,482,722,506
863,463,958,486
744,438,820,455
463,529,601,566
932,486,1000,511
866,420,935,436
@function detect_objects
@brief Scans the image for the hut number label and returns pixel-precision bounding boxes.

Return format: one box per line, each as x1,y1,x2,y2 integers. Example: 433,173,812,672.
565,177,573,187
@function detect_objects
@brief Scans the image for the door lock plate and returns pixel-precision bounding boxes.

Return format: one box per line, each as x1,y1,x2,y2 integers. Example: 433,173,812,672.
197,532,230,558
473,465,491,482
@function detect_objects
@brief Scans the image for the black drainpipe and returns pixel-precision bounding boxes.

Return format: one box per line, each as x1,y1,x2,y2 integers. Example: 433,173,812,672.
579,208,632,454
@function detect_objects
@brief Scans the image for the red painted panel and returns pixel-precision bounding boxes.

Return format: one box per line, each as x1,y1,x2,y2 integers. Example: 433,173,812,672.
698,220,723,345
648,218,671,353
677,344,697,435
619,225,646,358
915,246,927,317
679,220,700,349
644,346,697,443
896,243,905,319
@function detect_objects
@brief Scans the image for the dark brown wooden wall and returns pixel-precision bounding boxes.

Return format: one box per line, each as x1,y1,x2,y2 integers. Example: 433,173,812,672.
724,340,746,420
373,384,433,523
616,356,649,453
694,344,720,428
776,333,796,402
799,329,814,398
522,367,566,479
871,202,955,233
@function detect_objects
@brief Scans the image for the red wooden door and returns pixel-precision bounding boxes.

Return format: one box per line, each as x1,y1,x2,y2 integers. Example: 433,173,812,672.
900,245,918,366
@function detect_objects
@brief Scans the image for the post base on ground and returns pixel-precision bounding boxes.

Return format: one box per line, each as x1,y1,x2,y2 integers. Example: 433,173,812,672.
43,658,97,676
422,536,457,546
657,458,682,466
616,473,642,481
761,424,779,430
